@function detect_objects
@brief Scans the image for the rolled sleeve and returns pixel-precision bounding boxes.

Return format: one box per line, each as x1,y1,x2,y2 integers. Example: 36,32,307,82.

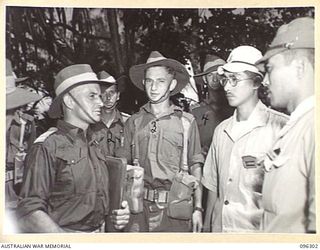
17,144,53,219
201,131,218,192
187,119,205,167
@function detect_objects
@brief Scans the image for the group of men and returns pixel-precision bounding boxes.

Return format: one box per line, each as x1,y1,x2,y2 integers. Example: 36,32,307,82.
5,17,315,233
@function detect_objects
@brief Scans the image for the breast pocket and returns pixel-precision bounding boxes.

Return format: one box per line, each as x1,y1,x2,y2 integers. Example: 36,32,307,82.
54,151,88,197
158,131,183,173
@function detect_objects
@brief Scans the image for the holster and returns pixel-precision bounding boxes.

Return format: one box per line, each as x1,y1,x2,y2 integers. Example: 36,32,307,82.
124,164,144,214
167,170,198,220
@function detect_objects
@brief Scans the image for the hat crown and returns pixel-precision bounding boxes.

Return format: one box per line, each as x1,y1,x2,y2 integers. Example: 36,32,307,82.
270,17,314,49
203,55,226,72
146,51,167,63
227,45,262,65
98,70,116,83
54,64,99,96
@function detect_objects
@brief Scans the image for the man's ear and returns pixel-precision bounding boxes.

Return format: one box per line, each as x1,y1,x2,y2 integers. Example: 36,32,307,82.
169,79,177,92
202,76,207,84
293,57,308,80
62,93,73,110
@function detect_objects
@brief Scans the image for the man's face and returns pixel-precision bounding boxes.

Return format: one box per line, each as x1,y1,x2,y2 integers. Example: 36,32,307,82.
69,83,103,124
101,84,120,112
263,53,296,109
222,72,257,108
204,71,220,90
144,66,175,103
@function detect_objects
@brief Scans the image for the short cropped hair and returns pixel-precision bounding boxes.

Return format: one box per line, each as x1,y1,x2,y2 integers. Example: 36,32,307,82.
281,48,314,68
242,70,263,87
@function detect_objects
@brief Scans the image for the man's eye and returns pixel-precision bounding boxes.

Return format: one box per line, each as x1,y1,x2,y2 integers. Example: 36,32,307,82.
266,65,272,73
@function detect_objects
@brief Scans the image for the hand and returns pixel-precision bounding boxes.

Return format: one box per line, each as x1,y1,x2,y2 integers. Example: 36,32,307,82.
192,210,203,232
110,200,130,230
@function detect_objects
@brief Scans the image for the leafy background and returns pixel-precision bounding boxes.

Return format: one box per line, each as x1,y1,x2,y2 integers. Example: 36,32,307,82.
6,7,314,114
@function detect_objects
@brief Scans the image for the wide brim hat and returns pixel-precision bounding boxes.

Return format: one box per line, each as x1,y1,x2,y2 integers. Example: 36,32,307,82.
256,17,314,65
194,55,226,77
48,64,102,119
6,59,41,110
218,45,263,77
98,70,126,93
129,51,189,96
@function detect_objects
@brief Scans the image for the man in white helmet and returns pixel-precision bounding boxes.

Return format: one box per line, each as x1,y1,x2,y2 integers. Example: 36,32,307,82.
202,46,288,232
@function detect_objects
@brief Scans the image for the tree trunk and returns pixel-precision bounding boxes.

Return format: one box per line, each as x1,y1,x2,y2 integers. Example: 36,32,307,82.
106,9,124,75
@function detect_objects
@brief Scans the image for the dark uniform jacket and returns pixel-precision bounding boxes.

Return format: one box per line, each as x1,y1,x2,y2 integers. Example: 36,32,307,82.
17,120,110,232
90,109,127,157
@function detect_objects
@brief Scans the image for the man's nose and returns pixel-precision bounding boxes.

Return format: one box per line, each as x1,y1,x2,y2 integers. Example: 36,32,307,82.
151,81,157,90
262,74,270,87
223,80,231,92
97,96,103,107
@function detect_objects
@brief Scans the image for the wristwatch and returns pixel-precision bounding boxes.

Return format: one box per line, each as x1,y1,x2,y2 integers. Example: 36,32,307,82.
194,206,204,213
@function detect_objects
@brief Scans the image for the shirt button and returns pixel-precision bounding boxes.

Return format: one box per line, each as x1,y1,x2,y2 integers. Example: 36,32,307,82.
224,200,229,205
71,160,75,164
228,178,232,182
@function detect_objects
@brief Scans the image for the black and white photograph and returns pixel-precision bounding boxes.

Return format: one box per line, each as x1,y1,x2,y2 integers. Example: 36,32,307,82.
3,1,317,245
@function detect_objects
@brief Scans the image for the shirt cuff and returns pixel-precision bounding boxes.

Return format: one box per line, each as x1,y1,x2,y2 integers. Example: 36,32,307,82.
16,197,48,219
201,176,216,192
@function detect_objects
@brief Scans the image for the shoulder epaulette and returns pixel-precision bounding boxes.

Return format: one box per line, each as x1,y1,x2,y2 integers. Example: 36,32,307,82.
267,107,289,119
181,111,195,123
34,127,58,144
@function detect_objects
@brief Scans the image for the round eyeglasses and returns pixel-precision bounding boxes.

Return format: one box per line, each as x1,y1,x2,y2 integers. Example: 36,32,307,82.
219,76,254,87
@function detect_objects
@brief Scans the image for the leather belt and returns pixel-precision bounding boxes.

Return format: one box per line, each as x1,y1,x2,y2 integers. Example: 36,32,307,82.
144,188,169,203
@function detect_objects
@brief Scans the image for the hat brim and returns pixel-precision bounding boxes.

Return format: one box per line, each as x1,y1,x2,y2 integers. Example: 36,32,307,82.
6,87,41,110
193,65,221,77
15,76,29,83
221,62,263,77
129,59,189,96
48,80,102,119
255,47,287,65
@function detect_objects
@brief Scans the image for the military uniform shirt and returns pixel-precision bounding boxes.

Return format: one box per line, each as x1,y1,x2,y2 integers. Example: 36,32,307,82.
90,109,128,157
202,101,288,232
261,96,315,233
17,120,110,232
121,103,204,187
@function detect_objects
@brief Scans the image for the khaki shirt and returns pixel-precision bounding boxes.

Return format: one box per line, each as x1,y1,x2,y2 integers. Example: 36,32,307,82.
262,96,315,233
121,103,204,187
202,101,288,232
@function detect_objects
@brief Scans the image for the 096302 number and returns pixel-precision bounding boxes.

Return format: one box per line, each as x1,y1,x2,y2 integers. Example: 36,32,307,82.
300,244,318,249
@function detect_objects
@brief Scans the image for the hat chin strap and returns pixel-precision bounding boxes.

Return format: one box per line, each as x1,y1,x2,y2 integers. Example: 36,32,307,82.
68,93,98,124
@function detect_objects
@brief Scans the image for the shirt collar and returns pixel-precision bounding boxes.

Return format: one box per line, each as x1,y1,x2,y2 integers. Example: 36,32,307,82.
141,102,182,118
57,120,87,143
225,100,268,140
101,108,123,128
232,100,268,126
289,95,314,123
